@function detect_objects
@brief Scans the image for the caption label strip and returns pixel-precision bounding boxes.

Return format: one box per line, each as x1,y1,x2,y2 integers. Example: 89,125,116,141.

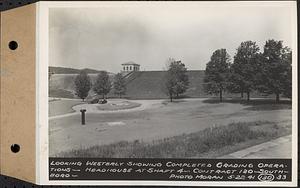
49,158,291,181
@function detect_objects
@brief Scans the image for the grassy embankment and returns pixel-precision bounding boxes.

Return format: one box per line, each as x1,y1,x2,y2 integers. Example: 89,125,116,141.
57,120,291,158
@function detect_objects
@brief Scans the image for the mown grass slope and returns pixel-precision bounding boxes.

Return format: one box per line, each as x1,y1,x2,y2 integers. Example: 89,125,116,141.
49,70,276,99
124,70,208,99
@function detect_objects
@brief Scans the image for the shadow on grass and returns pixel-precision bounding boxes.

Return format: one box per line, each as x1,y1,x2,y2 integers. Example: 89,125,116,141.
202,98,292,111
162,99,188,105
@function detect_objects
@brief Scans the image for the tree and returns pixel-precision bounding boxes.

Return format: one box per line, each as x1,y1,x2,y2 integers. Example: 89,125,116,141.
113,73,126,98
282,50,292,99
74,70,92,101
256,40,292,103
93,71,112,99
165,59,189,102
204,49,231,102
229,41,260,101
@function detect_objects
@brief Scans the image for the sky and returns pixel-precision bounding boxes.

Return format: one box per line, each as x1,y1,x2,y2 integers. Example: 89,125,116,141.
49,2,295,73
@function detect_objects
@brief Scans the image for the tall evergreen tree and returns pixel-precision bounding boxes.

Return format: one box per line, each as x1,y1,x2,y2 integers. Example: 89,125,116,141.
204,49,231,102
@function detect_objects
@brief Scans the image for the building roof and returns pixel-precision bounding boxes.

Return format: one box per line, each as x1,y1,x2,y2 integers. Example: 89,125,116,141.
122,61,140,66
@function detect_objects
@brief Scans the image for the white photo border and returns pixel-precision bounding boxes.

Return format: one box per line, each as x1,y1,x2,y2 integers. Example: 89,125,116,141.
36,1,298,186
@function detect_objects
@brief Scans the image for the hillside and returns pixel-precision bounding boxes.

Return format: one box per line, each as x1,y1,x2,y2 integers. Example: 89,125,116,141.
49,70,270,99
123,71,208,99
49,66,106,74
49,74,114,99
49,70,207,99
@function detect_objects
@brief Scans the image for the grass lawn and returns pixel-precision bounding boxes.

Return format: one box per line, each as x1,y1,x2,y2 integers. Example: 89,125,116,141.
57,121,291,158
49,98,292,157
49,99,84,117
49,88,75,99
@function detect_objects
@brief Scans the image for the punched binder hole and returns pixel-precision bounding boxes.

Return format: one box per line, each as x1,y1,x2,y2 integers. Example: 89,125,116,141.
8,41,18,50
10,144,20,153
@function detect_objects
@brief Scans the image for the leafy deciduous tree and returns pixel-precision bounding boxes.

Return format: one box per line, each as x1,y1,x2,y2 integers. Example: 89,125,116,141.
257,40,292,103
282,50,292,99
74,70,92,101
229,41,260,101
165,59,189,102
204,49,231,102
113,73,127,98
93,71,112,99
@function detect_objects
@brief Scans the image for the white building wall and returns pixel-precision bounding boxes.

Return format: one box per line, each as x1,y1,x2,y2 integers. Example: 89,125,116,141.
122,64,140,72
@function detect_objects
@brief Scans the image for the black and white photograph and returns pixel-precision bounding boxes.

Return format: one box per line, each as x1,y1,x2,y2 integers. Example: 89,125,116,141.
47,2,296,160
